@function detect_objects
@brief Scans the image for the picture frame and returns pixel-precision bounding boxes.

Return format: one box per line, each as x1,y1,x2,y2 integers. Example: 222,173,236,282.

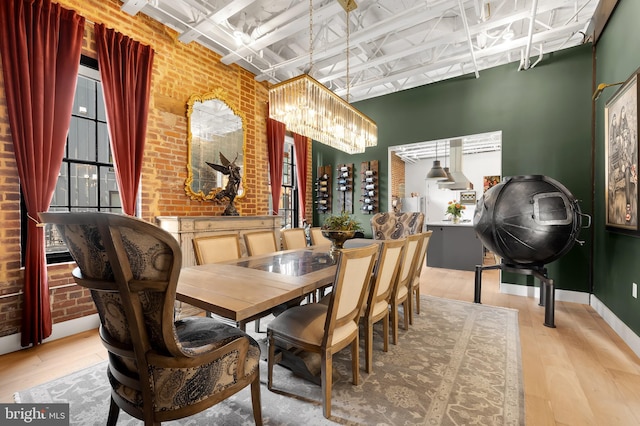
605,68,639,232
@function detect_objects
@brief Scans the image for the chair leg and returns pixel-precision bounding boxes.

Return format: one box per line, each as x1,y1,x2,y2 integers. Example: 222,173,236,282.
255,318,261,333
321,351,333,419
391,303,399,345
250,374,263,426
267,332,275,390
364,320,373,373
351,337,360,385
402,299,410,331
414,286,420,314
382,311,389,352
408,291,414,326
107,396,119,426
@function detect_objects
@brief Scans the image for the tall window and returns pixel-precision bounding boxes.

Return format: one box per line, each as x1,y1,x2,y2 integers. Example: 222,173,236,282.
23,56,122,264
280,136,299,228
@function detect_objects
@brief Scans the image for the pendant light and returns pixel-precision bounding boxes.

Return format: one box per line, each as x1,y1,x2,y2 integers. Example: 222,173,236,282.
426,141,448,179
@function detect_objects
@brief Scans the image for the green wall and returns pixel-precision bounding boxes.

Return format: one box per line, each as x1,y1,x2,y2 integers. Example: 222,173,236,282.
313,44,593,293
593,0,640,334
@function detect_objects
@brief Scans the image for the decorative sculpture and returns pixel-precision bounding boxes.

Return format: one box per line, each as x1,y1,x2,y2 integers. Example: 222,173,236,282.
206,152,242,216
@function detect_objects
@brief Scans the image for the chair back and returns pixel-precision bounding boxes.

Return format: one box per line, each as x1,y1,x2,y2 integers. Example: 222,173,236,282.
323,244,378,347
244,230,278,256
365,238,406,315
193,233,242,264
393,233,423,299
411,231,432,282
310,227,331,247
371,212,425,240
40,211,182,357
281,228,308,250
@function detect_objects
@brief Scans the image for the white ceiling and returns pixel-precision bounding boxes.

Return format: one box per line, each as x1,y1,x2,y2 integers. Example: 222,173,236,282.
122,0,597,103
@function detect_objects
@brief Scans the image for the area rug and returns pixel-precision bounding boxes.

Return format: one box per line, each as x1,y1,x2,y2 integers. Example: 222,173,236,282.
15,296,523,425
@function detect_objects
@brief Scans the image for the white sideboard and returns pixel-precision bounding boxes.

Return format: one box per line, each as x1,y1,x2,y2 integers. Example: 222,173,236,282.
156,215,283,267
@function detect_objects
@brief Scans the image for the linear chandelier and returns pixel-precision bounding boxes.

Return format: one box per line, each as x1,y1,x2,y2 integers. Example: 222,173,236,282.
267,0,377,154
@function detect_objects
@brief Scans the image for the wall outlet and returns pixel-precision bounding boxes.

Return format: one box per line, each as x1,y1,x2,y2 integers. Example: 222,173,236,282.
633,283,638,299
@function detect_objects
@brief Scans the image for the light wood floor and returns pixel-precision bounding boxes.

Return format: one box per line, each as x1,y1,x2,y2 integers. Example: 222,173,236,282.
2,262,640,425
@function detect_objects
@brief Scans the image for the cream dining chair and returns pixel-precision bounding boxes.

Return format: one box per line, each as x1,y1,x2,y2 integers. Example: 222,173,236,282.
267,244,379,419
361,238,406,373
390,232,423,345
192,233,242,264
243,230,302,332
281,228,308,250
310,227,331,247
408,231,432,324
243,230,279,255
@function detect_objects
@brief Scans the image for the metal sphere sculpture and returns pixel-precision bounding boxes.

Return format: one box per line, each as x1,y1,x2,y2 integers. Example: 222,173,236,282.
473,175,583,267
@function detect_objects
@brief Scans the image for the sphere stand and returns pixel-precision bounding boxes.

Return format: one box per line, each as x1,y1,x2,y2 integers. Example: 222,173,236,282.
474,263,556,328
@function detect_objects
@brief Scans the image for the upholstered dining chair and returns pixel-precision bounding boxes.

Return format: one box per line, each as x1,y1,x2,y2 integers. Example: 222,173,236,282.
390,232,423,345
192,233,242,264
408,231,433,324
244,230,279,255
361,238,406,373
39,212,262,426
309,227,331,247
281,228,308,250
267,244,379,419
370,211,425,240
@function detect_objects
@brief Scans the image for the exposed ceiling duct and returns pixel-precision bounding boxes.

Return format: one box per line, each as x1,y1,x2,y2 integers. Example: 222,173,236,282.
439,139,473,190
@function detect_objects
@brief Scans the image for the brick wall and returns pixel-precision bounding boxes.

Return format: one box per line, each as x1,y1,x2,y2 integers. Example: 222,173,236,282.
0,0,309,339
390,151,406,199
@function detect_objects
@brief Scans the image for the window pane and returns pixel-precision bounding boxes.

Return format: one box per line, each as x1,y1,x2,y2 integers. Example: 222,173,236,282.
73,76,96,119
97,122,110,163
70,163,98,207
50,163,69,207
100,167,120,209
97,81,106,122
68,117,96,161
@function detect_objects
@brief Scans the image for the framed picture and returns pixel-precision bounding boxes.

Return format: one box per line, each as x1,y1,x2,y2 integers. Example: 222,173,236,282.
605,68,639,231
483,175,501,193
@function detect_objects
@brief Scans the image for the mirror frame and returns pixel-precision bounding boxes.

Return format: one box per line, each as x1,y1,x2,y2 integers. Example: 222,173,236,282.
185,88,247,201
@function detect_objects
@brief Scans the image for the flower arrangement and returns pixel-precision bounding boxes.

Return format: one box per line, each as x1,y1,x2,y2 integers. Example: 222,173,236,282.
446,200,466,219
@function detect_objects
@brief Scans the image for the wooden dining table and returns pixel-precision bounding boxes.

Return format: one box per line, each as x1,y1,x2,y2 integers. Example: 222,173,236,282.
175,246,342,326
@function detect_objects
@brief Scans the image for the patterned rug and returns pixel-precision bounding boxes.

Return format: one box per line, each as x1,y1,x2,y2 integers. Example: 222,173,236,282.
15,296,523,425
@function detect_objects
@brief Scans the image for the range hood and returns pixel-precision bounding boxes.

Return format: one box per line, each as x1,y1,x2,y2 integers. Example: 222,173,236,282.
438,139,474,190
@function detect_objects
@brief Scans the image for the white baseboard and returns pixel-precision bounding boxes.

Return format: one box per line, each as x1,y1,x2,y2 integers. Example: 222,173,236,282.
0,314,99,356
590,295,640,359
499,282,591,304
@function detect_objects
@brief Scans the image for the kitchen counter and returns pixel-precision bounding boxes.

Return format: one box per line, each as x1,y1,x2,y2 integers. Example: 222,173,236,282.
426,222,483,271
426,220,474,227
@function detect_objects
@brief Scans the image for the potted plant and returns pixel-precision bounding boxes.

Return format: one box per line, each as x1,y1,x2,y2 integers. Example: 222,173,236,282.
446,200,466,223
321,211,363,254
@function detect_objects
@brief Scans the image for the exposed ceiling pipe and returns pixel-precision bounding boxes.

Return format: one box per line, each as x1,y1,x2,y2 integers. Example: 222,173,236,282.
521,0,538,70
178,0,257,43
458,0,480,79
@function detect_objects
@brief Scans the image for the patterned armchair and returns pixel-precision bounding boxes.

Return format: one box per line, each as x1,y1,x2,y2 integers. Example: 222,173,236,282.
370,212,425,240
39,212,262,426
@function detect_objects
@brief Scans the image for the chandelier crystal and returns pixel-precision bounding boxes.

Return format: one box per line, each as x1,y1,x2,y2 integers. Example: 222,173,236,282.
269,74,377,154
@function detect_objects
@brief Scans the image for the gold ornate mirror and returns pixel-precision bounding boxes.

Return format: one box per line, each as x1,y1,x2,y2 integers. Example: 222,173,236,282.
185,88,246,201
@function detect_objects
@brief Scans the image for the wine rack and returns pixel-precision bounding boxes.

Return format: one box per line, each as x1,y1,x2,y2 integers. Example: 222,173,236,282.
360,160,379,214
315,165,332,214
336,163,354,213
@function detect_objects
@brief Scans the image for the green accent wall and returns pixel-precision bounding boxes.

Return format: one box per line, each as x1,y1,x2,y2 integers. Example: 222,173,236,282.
593,0,640,335
313,44,593,293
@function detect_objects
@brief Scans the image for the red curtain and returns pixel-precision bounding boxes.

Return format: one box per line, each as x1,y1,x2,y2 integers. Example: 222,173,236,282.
0,0,84,347
292,133,309,221
95,24,154,215
267,118,285,215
